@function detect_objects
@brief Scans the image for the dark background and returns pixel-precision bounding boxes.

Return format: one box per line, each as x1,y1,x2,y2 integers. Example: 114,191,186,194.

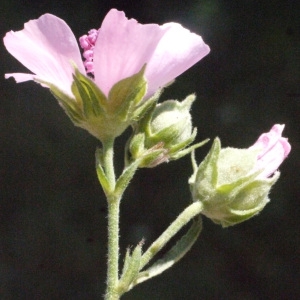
1,0,299,299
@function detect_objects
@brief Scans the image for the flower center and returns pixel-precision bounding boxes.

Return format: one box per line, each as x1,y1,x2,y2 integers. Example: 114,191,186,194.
79,29,98,74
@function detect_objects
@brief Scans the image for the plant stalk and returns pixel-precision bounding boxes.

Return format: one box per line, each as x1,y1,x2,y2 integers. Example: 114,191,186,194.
102,138,120,300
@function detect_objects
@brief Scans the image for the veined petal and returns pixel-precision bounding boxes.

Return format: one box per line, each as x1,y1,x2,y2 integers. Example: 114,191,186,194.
93,9,169,97
250,124,291,178
250,124,285,158
145,23,210,98
3,14,85,96
256,139,290,178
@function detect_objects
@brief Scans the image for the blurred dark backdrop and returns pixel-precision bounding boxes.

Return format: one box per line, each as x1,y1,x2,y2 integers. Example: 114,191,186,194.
0,0,299,299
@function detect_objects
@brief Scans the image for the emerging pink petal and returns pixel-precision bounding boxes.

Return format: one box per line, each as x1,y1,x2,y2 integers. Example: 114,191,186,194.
93,9,169,97
250,124,291,178
3,14,85,97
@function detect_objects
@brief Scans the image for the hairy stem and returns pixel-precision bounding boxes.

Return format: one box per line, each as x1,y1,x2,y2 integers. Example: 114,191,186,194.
103,138,116,191
105,195,121,300
102,138,120,300
140,201,203,270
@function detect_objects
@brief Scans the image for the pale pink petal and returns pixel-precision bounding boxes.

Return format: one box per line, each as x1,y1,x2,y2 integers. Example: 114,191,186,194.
255,139,290,177
145,23,210,98
93,9,169,96
250,124,285,158
5,73,35,82
3,14,85,96
5,73,54,89
250,124,291,178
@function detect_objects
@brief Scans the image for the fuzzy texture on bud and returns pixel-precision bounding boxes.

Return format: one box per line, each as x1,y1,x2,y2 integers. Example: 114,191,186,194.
128,95,200,167
189,124,291,227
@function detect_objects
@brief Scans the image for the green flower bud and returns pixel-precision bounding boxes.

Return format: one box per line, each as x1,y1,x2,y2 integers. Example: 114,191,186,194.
128,95,207,167
189,130,290,227
148,95,195,148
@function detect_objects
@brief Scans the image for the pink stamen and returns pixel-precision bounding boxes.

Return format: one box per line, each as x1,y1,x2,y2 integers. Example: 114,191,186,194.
79,29,98,74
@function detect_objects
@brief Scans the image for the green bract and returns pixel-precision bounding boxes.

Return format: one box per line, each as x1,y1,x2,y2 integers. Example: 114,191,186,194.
189,138,280,227
44,65,156,142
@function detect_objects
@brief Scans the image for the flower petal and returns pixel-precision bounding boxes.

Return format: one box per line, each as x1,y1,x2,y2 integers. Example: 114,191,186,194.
250,124,284,158
256,138,290,178
145,23,210,98
5,73,35,82
3,14,85,96
93,9,169,96
250,124,291,178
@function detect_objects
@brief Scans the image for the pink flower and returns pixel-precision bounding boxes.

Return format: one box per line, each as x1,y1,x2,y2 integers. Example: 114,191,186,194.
3,9,210,99
250,124,291,178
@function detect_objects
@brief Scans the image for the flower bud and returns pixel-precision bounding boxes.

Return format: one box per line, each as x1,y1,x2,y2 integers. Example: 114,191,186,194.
128,95,206,167
189,124,291,227
146,95,195,146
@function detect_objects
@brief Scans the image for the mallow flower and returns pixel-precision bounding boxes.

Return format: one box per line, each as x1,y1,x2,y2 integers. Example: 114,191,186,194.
189,124,291,227
3,9,210,141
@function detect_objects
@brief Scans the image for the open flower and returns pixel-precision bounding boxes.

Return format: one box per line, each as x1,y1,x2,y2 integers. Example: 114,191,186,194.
3,9,210,99
189,124,291,227
3,9,209,141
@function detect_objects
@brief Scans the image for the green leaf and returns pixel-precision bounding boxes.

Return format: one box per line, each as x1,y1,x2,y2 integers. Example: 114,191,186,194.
130,217,202,289
121,248,131,278
118,243,143,295
95,148,111,194
115,159,140,196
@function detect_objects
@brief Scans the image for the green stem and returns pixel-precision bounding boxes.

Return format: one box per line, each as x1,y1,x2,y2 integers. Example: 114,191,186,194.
103,138,116,191
105,196,121,300
102,138,120,300
140,201,203,270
